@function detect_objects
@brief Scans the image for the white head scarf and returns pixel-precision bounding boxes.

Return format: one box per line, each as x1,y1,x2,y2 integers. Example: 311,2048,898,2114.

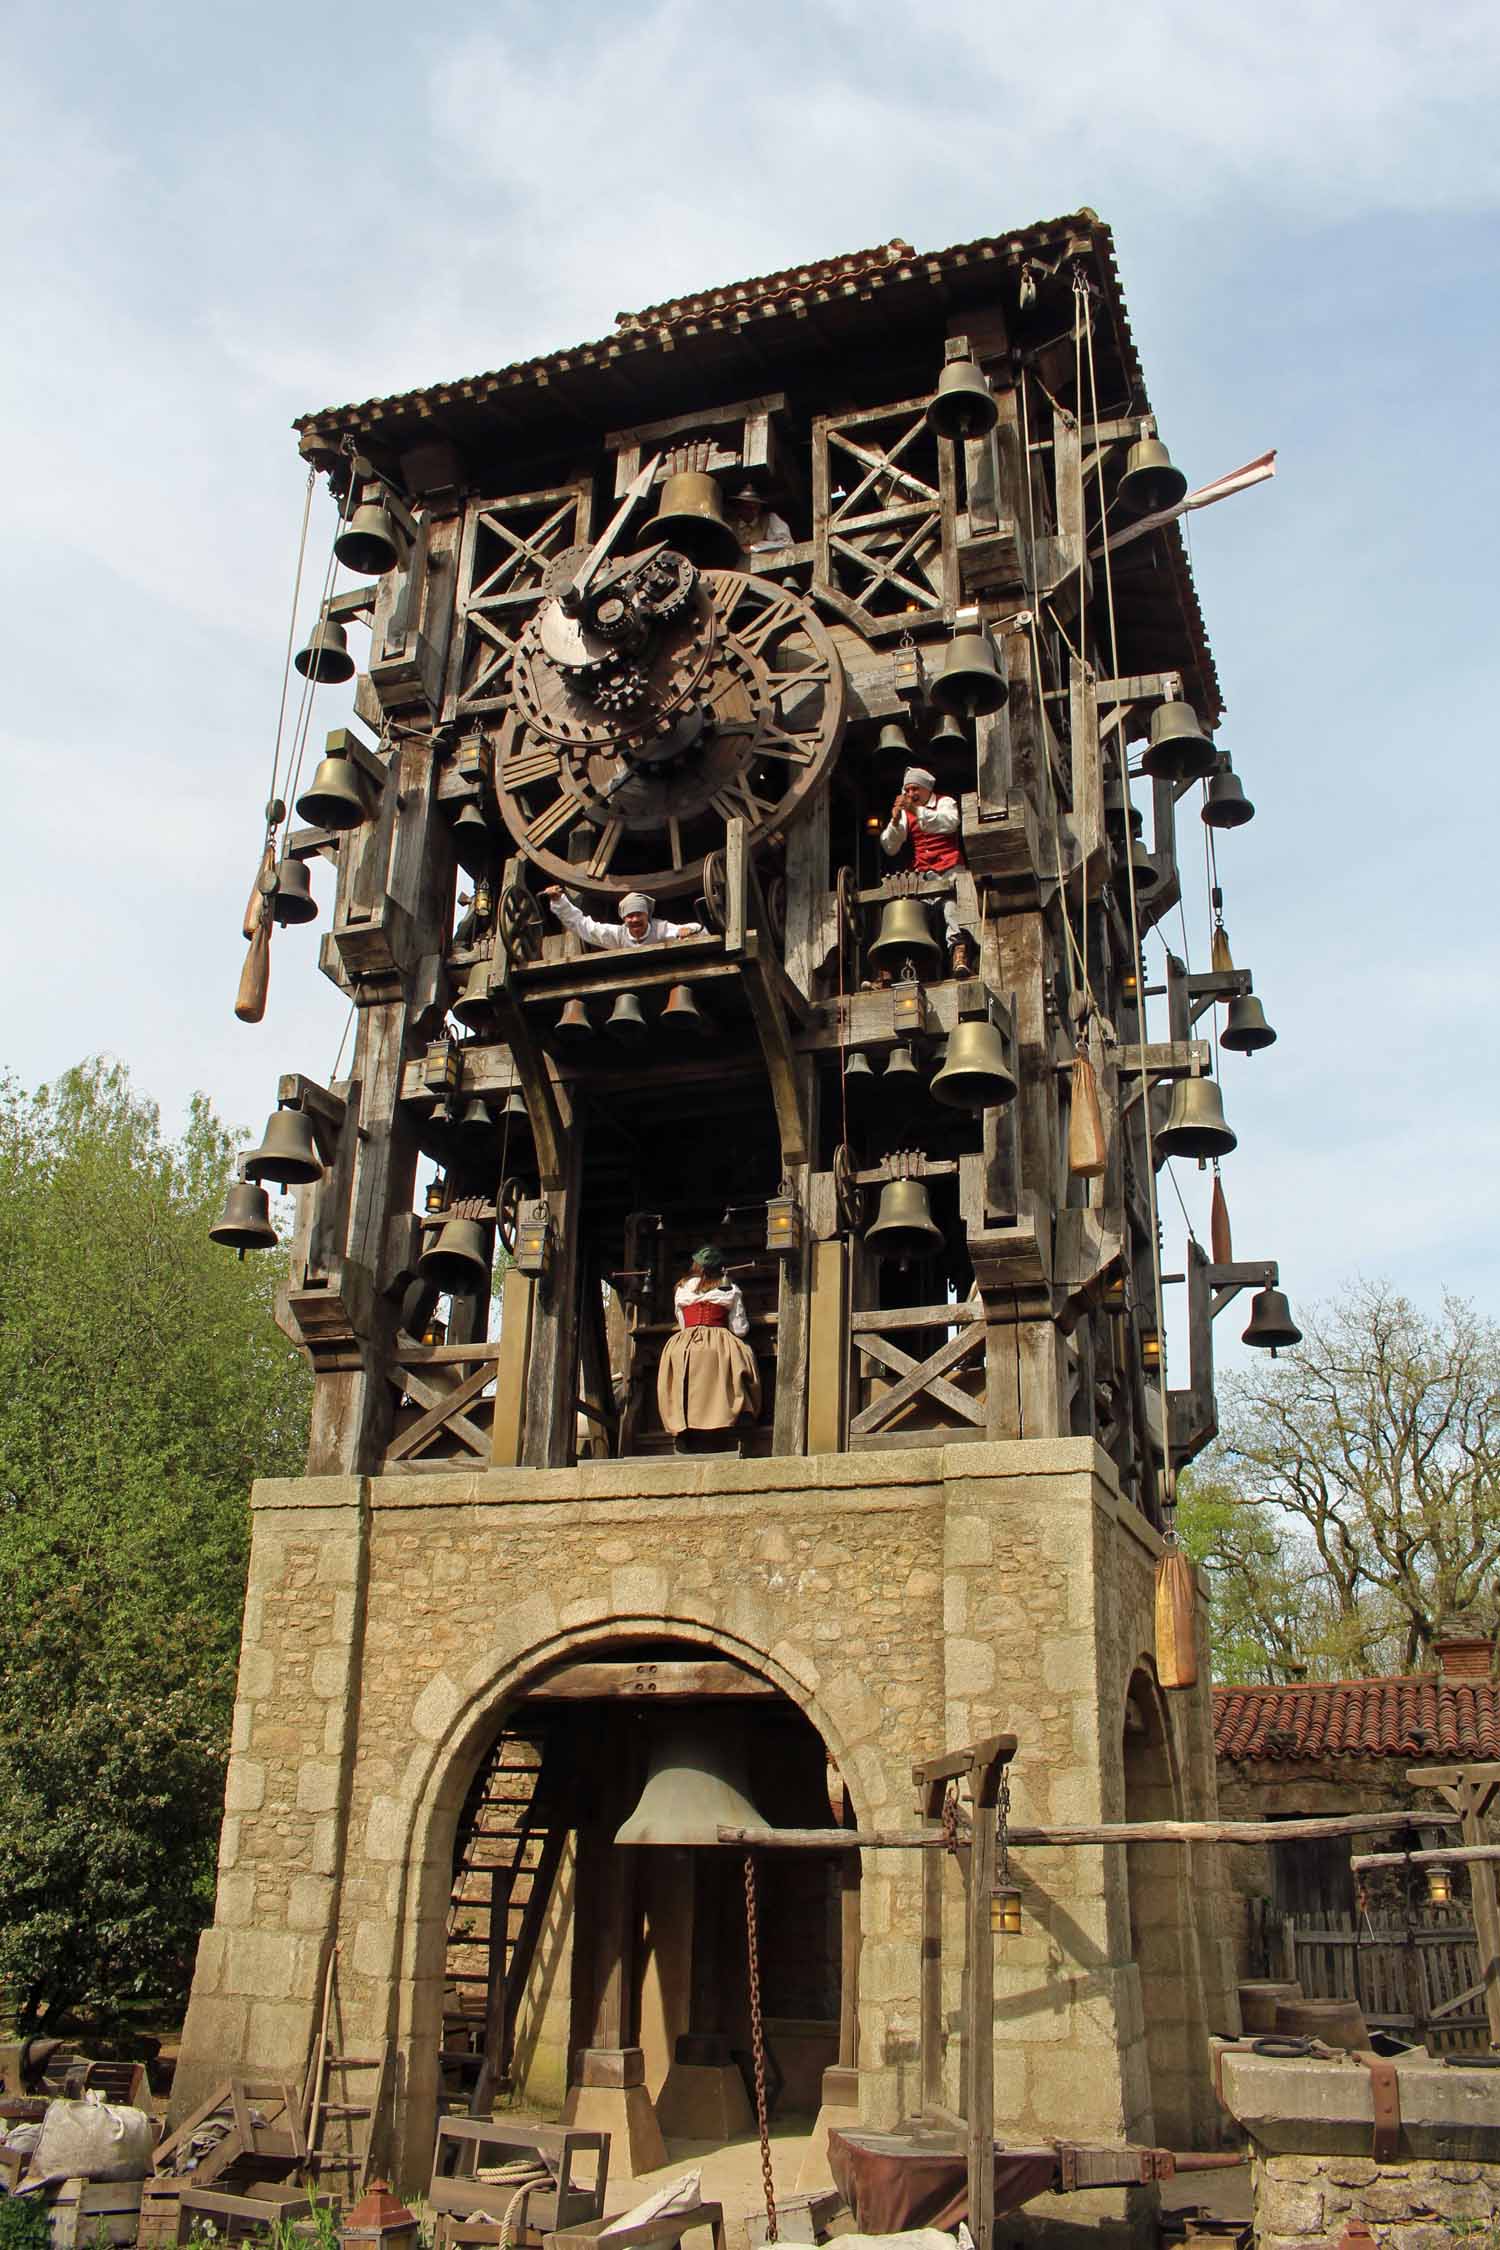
619,892,654,918
903,766,936,792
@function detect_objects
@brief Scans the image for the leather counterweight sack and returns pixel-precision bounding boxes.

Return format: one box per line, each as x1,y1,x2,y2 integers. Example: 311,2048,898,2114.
1154,1548,1199,1689
1067,1049,1108,1178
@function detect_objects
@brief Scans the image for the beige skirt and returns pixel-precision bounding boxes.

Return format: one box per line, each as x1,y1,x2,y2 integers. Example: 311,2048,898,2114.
657,1326,762,1434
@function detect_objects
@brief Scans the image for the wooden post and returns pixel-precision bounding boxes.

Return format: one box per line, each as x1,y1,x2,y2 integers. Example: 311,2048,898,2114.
522,1122,584,1469
806,1236,849,1456
490,1267,535,1467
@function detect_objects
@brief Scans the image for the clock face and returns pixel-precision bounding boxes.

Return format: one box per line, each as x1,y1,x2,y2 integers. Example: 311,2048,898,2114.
492,560,846,899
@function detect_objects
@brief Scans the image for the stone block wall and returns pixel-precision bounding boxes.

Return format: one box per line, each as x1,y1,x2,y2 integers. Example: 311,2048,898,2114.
1257,2150,1500,2250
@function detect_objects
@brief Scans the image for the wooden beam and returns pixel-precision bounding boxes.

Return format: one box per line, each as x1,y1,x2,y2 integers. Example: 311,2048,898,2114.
527,1660,777,1701
717,1809,1454,1851
739,930,809,1166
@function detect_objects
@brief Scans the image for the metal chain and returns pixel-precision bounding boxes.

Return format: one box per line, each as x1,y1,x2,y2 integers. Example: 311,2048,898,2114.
996,1764,1012,1884
744,1852,778,2243
941,1786,960,1855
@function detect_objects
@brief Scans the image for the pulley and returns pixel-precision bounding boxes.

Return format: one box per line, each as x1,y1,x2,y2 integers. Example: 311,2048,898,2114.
452,801,493,877
1241,1287,1302,1355
868,897,942,974
1117,435,1187,516
635,471,741,568
1220,995,1277,1053
243,1106,323,1188
605,991,649,1047
1141,699,1217,783
877,720,911,756
930,1017,1017,1110
1156,1076,1237,1162
293,615,355,684
451,958,494,1032
418,1217,490,1294
864,1177,945,1263
930,630,1008,718
553,998,594,1050
660,983,711,1039
295,751,367,831
1203,766,1255,828
334,498,404,577
270,858,317,926
209,1180,277,1256
925,358,999,443
614,1719,771,1847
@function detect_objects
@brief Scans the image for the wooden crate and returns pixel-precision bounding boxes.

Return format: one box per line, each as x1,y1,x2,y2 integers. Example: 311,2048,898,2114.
49,2175,144,2250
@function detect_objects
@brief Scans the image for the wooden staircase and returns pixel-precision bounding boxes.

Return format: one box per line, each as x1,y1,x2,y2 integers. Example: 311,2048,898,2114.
444,1722,569,2112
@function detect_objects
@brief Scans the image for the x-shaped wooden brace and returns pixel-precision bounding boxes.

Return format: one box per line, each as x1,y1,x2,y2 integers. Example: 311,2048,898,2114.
850,1321,986,1436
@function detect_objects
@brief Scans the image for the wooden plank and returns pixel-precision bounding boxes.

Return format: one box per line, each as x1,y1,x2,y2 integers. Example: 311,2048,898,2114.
716,1810,1447,1850
527,1660,777,1700
806,1237,849,1457
850,1323,986,1436
855,1332,987,1427
386,1359,496,1463
490,1268,535,1466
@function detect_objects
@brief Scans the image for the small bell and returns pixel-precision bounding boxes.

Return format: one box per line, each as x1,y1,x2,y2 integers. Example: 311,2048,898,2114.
868,897,942,976
451,958,494,1032
877,720,911,756
1103,777,1131,834
882,1045,923,1085
334,497,404,577
1127,818,1161,898
293,615,355,684
553,998,594,1050
844,1050,877,1106
930,630,1008,718
926,359,999,442
930,1018,1017,1110
1141,700,1217,783
931,711,970,748
660,983,711,1039
1156,1077,1237,1162
243,1106,323,1187
1220,994,1277,1053
1117,436,1187,516
453,1095,494,1154
605,991,648,1047
498,1090,534,1148
270,858,318,926
635,471,740,567
452,801,493,877
209,1179,277,1256
864,1177,944,1262
418,1217,490,1293
1241,1287,1301,1355
1203,766,1255,829
295,752,367,831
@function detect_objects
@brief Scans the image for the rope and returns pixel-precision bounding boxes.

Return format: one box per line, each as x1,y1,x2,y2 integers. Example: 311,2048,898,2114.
744,1853,778,2243
267,467,316,819
471,2159,550,2249
282,456,361,831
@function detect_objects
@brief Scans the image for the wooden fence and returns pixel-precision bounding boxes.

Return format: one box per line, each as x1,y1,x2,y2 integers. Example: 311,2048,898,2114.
1278,1908,1488,2053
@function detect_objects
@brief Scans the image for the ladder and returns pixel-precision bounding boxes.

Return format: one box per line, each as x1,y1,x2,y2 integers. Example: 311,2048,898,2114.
301,1947,390,2201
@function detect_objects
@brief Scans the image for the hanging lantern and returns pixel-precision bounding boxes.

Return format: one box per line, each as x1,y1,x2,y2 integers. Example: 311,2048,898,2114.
989,1882,1023,1939
1140,1328,1163,1373
765,1193,801,1256
1425,1864,1454,1908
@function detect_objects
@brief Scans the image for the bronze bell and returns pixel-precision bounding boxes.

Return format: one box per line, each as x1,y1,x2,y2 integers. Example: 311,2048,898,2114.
926,358,999,443
451,958,494,1031
334,497,404,576
293,615,355,684
1220,994,1277,1053
270,857,317,926
930,1017,1017,1110
1156,1076,1237,1161
605,991,648,1046
553,998,594,1049
637,471,740,567
454,1095,494,1152
615,1720,770,1847
844,1050,877,1103
661,983,711,1039
209,1179,277,1256
878,720,911,756
1103,776,1130,833
418,1217,490,1293
243,1106,322,1187
868,897,942,975
1141,699,1217,783
1242,1287,1302,1355
864,1177,944,1262
1203,766,1255,828
882,1044,923,1085
452,801,492,876
1128,836,1161,898
930,631,1008,718
931,711,969,747
498,1090,533,1141
295,751,367,831
1118,435,1187,516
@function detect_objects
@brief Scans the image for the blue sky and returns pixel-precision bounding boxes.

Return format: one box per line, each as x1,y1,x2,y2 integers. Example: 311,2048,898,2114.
2,0,1497,1359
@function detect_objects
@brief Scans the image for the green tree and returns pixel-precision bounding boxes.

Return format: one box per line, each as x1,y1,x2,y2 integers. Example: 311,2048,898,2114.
1179,1283,1500,1682
0,1060,309,2029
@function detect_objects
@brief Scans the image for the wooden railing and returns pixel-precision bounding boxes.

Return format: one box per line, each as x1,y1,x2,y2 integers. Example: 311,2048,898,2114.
1280,1908,1488,2054
385,1342,502,1470
849,1302,988,1449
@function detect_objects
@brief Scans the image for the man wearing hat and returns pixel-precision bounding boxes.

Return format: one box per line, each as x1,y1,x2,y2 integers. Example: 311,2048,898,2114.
542,886,705,949
878,767,976,977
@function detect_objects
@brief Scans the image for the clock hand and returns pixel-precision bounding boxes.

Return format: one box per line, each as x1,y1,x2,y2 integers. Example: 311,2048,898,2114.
558,455,660,617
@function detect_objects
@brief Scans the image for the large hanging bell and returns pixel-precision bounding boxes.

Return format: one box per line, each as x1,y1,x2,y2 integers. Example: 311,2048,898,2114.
931,631,1008,718
451,958,494,1031
1156,1076,1237,1161
868,897,942,975
1141,699,1217,783
864,1177,945,1262
293,615,355,684
605,991,648,1047
1220,994,1277,1053
418,1217,490,1293
926,358,999,443
930,1017,1017,1110
452,801,492,877
209,1179,277,1256
295,752,367,831
270,857,318,925
1117,436,1187,516
636,471,741,568
1203,766,1255,828
615,1720,770,1847
243,1106,323,1187
1241,1287,1302,1355
334,498,404,577
553,998,594,1050
660,983,711,1039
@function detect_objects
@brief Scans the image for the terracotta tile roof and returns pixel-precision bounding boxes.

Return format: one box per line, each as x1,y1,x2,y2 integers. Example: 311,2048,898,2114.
1213,1677,1500,1762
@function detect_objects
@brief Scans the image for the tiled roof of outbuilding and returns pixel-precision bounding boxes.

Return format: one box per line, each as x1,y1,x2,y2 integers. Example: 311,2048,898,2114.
1213,1677,1500,1762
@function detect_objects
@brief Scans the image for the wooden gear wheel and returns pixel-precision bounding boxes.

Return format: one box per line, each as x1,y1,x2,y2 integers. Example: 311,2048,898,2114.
498,881,544,966
493,571,846,902
833,1141,865,1235
496,1174,525,1257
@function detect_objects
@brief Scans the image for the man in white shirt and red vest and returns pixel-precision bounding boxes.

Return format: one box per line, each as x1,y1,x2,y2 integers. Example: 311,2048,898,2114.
878,765,976,978
542,887,705,948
